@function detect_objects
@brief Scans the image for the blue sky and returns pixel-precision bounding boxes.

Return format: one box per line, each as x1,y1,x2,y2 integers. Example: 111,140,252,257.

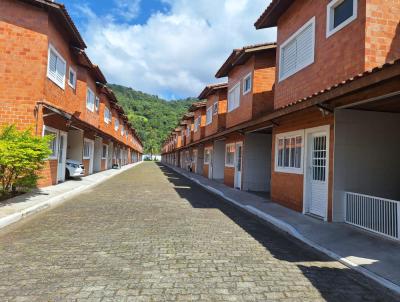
61,0,275,100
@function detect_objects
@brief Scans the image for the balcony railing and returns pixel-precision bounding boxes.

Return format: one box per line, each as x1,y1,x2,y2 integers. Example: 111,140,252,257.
345,192,400,240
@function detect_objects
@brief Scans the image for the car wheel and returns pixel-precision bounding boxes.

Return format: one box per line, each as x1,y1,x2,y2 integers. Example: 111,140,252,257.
66,168,70,179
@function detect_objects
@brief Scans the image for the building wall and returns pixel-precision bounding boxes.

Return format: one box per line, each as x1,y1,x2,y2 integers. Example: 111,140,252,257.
270,108,334,220
193,108,205,141
0,0,48,129
365,0,400,68
333,109,400,222
226,58,255,129
205,89,228,137
252,53,276,118
274,0,367,109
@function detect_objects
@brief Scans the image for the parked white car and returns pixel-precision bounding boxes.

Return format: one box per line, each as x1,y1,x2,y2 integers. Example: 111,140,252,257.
65,159,85,178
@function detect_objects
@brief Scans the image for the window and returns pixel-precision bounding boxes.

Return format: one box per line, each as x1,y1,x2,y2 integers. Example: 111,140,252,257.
43,126,58,159
275,131,304,173
102,145,108,159
186,127,190,137
225,144,235,167
86,88,95,112
194,117,201,132
204,148,211,164
228,83,240,112
279,17,315,81
83,140,92,159
213,102,218,115
114,118,119,131
206,107,213,125
121,124,125,136
68,67,76,89
243,72,252,95
104,107,111,124
95,97,100,112
47,45,66,89
327,0,357,37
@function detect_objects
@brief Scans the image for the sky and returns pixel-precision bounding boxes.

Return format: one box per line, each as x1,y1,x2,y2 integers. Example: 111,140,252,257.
63,0,275,100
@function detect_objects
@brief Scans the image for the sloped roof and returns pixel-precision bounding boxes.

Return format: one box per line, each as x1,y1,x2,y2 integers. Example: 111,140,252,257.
198,83,228,100
215,42,276,78
20,0,86,48
189,101,207,112
254,0,293,29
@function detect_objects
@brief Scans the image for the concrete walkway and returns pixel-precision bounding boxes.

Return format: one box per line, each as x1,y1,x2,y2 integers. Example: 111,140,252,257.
0,162,143,230
163,163,400,294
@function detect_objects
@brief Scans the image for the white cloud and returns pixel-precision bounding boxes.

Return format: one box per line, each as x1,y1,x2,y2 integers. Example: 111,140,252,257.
77,0,275,99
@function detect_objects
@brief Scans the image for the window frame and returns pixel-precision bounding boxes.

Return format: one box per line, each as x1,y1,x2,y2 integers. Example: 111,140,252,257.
114,118,119,131
206,107,213,125
228,82,241,112
242,72,253,95
102,144,108,159
104,107,111,124
47,44,66,89
95,96,100,112
274,130,304,174
86,87,95,112
83,138,93,159
279,17,316,82
225,143,235,167
204,147,212,164
68,66,77,89
326,0,357,38
42,125,59,160
212,102,218,115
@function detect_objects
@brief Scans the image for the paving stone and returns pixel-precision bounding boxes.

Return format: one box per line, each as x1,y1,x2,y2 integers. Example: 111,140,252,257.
0,163,397,301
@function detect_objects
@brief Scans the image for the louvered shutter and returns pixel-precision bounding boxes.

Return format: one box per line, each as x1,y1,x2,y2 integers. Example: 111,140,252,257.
296,23,314,70
280,39,297,79
48,50,57,80
56,57,66,85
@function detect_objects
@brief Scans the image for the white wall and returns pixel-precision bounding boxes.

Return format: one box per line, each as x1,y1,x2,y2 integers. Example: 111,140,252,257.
213,140,225,180
333,109,400,221
66,129,83,162
243,133,272,192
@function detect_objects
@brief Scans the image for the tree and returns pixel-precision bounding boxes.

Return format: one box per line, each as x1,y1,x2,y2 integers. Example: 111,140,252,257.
0,125,52,196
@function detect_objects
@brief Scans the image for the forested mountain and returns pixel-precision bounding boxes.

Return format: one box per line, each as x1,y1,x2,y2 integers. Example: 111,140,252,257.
109,84,196,154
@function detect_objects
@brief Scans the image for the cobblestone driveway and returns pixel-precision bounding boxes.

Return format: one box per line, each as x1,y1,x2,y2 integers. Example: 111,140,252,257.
0,162,397,301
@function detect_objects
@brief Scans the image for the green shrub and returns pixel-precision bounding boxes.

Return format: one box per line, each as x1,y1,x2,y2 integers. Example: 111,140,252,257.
0,125,52,196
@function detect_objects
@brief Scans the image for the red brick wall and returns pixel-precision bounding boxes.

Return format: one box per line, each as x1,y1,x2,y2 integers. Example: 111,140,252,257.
0,0,48,130
274,0,366,109
252,52,275,118
365,0,400,68
270,108,334,220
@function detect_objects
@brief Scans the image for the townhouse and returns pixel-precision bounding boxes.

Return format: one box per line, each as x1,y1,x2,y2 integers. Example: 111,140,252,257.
0,0,143,187
162,0,400,241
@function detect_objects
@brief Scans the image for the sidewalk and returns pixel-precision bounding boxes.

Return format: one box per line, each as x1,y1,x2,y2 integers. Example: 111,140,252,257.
163,163,400,295
0,162,143,230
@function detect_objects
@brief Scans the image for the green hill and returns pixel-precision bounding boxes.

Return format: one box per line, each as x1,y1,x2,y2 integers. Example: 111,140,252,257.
109,84,196,154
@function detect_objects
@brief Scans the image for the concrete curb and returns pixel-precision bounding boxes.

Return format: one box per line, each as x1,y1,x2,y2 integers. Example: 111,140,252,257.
0,162,143,230
166,164,400,295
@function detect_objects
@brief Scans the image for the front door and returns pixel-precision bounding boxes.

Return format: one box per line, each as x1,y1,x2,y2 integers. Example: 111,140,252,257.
208,149,213,179
234,142,243,190
57,132,67,182
305,130,329,219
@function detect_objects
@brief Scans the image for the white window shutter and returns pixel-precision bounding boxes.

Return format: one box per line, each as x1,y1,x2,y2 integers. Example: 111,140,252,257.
56,58,66,85
296,23,314,69
48,50,57,79
281,39,297,79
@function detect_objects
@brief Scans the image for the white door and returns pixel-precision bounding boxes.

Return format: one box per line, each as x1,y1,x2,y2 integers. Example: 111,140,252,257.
306,131,329,219
57,132,67,182
87,140,94,175
234,142,243,190
208,150,213,179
